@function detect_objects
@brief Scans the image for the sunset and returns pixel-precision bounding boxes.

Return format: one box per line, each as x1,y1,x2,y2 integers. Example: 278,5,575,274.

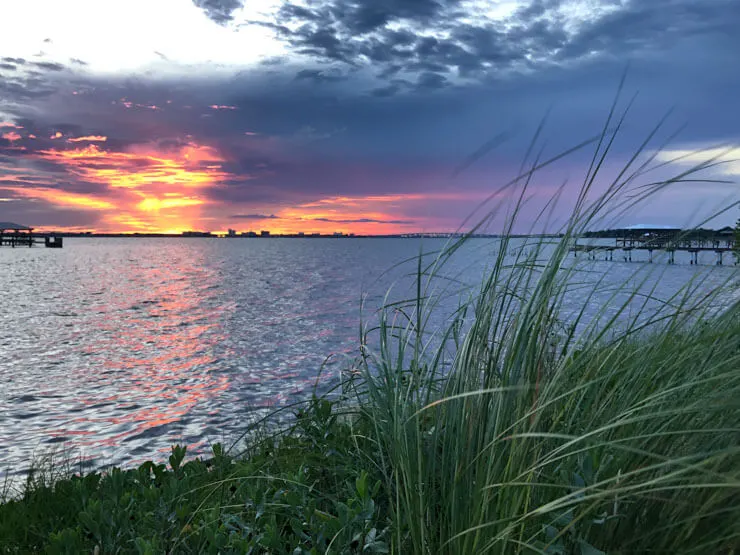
2,0,738,234
2,2,740,552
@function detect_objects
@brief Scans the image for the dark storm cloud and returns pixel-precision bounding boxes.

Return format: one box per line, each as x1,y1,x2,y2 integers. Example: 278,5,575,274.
30,61,66,72
256,0,738,93
192,0,244,24
279,0,461,36
371,82,404,97
555,0,736,60
2,57,26,65
0,63,17,71
0,75,57,99
294,69,346,83
416,72,447,91
261,0,538,82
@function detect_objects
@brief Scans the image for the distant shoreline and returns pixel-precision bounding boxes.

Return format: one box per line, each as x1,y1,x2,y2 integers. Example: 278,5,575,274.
24,232,565,239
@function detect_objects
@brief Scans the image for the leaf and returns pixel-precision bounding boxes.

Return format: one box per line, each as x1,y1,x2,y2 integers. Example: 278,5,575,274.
578,539,606,555
356,471,368,499
553,509,574,527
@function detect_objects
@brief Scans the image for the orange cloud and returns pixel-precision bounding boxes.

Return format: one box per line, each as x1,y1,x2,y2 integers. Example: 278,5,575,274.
136,197,204,212
297,192,485,209
2,131,22,142
35,144,228,190
50,131,63,139
68,135,108,143
6,186,116,210
0,122,21,129
15,141,231,232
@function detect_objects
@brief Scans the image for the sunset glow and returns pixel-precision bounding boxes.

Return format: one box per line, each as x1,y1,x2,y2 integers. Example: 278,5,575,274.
1,131,21,142
8,186,116,210
68,135,108,143
1,0,737,233
0,140,238,232
1,129,458,233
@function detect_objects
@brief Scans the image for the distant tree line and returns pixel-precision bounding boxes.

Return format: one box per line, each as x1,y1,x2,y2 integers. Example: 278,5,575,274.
582,227,734,239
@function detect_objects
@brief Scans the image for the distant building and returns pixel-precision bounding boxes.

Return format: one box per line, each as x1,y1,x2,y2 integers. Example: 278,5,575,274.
333,232,344,237
260,230,270,237
298,232,305,237
242,231,258,237
227,229,236,237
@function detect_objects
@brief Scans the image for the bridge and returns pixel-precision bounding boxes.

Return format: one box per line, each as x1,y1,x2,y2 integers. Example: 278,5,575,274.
572,227,737,265
0,222,63,248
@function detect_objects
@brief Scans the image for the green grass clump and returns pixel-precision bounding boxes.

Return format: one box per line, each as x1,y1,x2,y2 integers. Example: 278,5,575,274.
2,95,740,553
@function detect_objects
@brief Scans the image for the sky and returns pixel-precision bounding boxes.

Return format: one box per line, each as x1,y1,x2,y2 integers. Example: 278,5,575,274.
0,0,738,235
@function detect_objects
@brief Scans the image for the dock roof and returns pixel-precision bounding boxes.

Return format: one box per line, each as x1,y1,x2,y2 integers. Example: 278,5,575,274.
0,222,33,231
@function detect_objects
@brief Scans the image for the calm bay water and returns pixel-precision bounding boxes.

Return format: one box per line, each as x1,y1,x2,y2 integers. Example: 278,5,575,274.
1,237,737,475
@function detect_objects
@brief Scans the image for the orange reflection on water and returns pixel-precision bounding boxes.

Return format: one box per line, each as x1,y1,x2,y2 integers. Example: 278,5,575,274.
50,244,232,458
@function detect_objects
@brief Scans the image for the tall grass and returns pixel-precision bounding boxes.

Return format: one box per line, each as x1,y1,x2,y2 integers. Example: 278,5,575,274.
345,92,740,553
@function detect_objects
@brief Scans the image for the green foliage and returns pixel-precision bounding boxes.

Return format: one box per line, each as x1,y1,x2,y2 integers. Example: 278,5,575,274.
0,402,389,554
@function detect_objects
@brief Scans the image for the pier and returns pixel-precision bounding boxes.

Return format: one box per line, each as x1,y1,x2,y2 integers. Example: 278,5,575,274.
0,222,64,249
572,227,737,265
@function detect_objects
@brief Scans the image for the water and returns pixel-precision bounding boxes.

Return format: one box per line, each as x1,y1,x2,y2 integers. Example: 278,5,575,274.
0,237,737,475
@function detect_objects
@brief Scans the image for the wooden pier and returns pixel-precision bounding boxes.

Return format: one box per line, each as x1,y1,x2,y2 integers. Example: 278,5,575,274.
0,222,63,249
572,227,737,266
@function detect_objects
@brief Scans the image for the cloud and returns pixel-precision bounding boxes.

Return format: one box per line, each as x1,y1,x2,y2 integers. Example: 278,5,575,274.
248,0,737,93
654,145,740,177
555,0,736,61
192,0,244,24
231,213,279,219
279,0,461,36
68,135,108,143
309,216,413,224
416,72,448,91
30,61,66,72
0,75,58,99
294,68,346,83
